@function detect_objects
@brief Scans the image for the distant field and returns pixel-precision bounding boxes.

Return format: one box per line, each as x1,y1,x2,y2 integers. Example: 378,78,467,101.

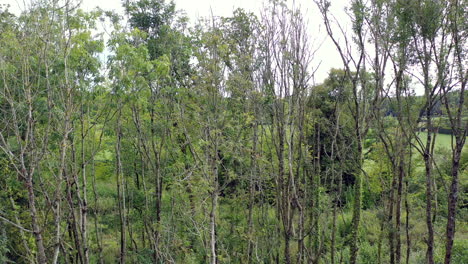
417,132,465,150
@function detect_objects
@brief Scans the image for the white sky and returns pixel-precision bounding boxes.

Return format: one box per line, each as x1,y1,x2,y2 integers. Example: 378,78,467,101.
3,0,352,84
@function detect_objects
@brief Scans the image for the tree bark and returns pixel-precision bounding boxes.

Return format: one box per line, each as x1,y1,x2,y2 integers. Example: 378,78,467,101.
116,108,127,264
444,142,463,264
25,173,47,264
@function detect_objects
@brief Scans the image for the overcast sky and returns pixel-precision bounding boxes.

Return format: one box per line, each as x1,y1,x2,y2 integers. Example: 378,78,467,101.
4,0,352,84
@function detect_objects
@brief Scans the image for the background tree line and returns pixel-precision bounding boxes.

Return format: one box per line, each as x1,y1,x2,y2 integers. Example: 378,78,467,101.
0,0,466,263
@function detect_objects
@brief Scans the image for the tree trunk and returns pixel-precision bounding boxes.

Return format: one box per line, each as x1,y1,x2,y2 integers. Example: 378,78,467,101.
81,106,89,264
116,109,127,264
405,171,411,264
395,161,405,264
210,171,218,264
25,175,47,264
444,143,463,264
247,122,258,264
389,171,396,264
350,130,363,264
424,118,434,264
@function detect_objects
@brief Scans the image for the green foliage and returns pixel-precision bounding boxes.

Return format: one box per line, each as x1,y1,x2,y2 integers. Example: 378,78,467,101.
0,232,9,264
0,0,466,263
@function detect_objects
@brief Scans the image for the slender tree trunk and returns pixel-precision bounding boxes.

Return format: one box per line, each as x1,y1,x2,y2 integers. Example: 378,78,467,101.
405,168,411,264
247,122,258,264
210,189,218,264
208,122,219,264
444,1,466,260
395,159,405,264
350,125,363,264
424,115,434,264
92,153,104,264
389,170,396,264
80,102,89,264
279,130,291,264
25,172,47,264
331,196,337,264
116,108,127,264
424,153,434,264
210,148,219,264
444,143,463,264
312,125,321,263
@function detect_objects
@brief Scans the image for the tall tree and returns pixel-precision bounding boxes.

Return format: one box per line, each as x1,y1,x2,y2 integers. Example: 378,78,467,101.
315,1,374,262
442,1,467,263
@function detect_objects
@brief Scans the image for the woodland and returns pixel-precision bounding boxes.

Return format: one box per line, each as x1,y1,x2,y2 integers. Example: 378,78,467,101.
0,0,466,263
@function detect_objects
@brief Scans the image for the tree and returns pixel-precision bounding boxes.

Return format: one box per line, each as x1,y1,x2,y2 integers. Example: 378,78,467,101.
315,1,375,262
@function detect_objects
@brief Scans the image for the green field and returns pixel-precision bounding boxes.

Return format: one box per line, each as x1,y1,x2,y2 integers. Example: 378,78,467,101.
417,132,467,150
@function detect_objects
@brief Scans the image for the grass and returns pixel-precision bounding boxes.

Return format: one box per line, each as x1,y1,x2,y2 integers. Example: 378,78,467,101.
417,132,465,150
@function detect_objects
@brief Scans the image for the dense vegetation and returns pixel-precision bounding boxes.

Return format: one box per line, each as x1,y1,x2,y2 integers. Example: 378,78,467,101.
0,0,466,263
